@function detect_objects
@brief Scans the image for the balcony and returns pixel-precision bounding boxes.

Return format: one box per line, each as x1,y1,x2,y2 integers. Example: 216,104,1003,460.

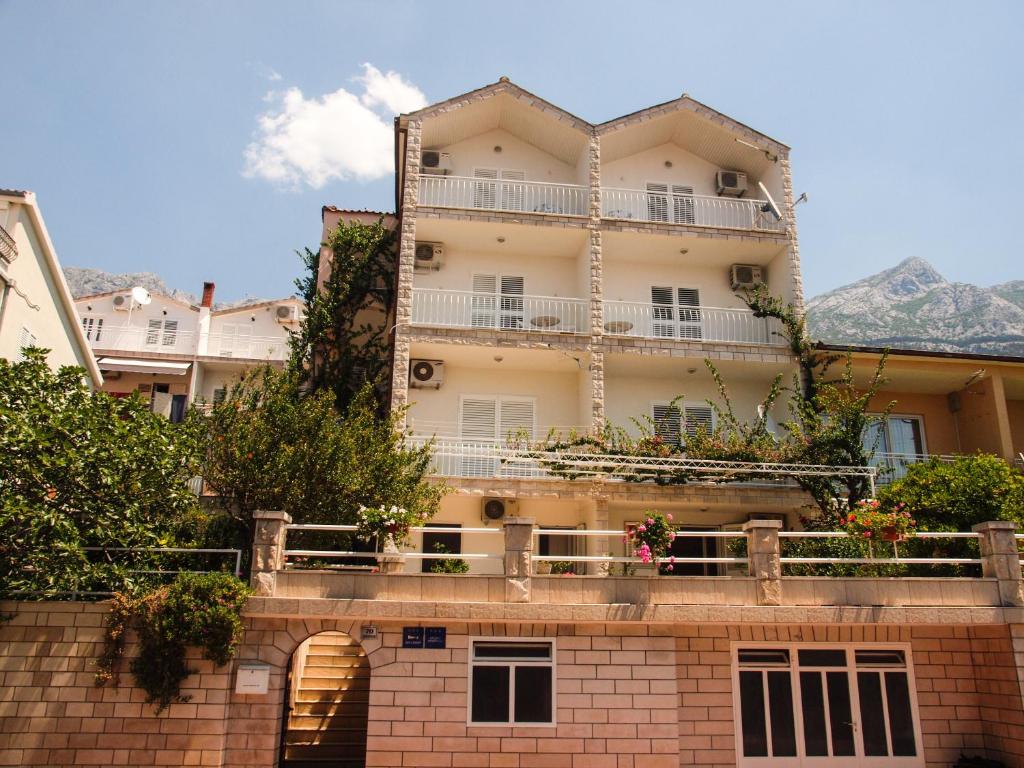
0,224,17,263
204,332,290,361
411,288,589,334
602,301,785,345
601,187,786,233
86,326,195,355
418,175,588,217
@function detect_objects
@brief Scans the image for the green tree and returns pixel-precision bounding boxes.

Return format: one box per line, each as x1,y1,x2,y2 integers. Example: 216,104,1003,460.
202,366,443,556
290,216,397,413
0,350,204,595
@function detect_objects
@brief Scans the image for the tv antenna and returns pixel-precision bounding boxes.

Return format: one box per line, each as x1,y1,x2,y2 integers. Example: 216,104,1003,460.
127,286,151,324
757,182,784,223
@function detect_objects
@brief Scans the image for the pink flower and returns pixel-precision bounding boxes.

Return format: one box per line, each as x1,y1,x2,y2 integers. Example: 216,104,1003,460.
667,514,673,521
670,556,676,563
637,525,646,532
669,532,676,540
666,564,674,572
622,536,628,543
647,518,655,525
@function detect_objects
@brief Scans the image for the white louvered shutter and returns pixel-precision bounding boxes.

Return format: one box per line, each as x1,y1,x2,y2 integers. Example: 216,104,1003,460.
460,397,498,476
684,406,714,442
499,275,525,330
645,182,669,222
651,286,676,338
676,288,703,340
473,168,498,209
471,274,498,328
17,327,36,360
162,320,178,347
95,318,103,343
498,397,535,478
500,170,526,212
652,403,683,446
146,319,162,346
672,185,695,224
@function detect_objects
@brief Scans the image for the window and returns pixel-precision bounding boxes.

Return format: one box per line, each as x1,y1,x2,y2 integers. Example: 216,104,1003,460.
650,286,702,339
473,168,526,211
651,403,714,447
459,396,535,477
645,183,695,224
212,388,227,405
471,274,525,330
733,645,921,766
17,327,36,359
422,523,461,574
469,639,555,726
538,526,583,574
863,415,926,482
666,527,721,576
82,316,103,342
146,319,179,347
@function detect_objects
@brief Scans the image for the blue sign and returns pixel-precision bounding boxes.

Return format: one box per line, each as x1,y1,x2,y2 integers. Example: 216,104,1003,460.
425,627,447,649
402,627,424,648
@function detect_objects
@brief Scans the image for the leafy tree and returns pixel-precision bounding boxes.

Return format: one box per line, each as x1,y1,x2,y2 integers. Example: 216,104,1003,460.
202,365,443,557
290,216,397,414
0,350,204,595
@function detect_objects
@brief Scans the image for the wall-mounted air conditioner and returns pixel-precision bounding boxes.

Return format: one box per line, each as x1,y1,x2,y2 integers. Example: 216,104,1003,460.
414,242,444,270
420,151,452,175
112,294,132,311
275,304,300,323
730,264,765,290
409,359,444,388
716,170,748,197
481,497,518,524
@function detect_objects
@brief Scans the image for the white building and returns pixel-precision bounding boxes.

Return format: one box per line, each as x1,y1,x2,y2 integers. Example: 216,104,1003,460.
0,189,102,387
74,281,303,419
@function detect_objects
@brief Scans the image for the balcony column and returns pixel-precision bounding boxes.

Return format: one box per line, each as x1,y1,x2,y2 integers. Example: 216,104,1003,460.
743,519,782,606
251,510,292,597
590,350,605,430
973,521,1024,607
591,497,610,577
504,517,535,603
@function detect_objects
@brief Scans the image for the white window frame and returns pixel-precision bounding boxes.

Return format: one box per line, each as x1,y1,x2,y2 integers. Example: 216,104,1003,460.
730,642,924,768
467,637,556,727
866,414,928,458
473,167,527,212
471,273,526,331
81,316,103,342
649,285,703,340
645,181,696,224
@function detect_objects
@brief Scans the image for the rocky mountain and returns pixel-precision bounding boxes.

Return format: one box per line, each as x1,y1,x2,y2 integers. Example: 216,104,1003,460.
63,267,280,310
806,257,1024,356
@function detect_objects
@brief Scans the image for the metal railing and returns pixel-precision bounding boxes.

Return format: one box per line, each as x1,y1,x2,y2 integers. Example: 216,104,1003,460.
602,301,785,345
418,175,588,216
411,289,589,334
85,326,196,354
408,422,590,439
532,528,748,568
203,332,290,361
601,187,786,232
0,224,17,262
778,530,982,567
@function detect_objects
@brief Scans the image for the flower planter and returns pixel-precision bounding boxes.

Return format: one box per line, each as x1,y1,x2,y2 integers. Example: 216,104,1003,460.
880,526,904,542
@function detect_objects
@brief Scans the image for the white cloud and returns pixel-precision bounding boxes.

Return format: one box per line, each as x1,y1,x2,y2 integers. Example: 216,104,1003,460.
243,64,427,189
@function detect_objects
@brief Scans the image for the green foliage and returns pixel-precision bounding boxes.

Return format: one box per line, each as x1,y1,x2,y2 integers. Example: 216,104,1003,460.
426,542,470,574
96,572,250,713
0,350,204,596
202,366,444,558
290,217,397,413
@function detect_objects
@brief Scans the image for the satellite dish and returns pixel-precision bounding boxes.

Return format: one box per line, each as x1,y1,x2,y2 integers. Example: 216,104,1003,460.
130,286,152,306
757,182,783,221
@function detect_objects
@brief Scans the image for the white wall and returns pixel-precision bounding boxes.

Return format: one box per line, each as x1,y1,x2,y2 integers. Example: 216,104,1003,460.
602,143,727,197
413,247,584,299
209,302,300,341
75,292,198,355
602,260,751,308
435,128,586,185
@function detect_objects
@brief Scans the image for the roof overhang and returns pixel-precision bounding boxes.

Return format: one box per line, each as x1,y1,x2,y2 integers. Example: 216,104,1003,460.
97,357,191,375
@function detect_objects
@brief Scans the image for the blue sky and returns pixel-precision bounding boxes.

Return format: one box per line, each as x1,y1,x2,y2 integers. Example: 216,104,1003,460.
2,1,1021,302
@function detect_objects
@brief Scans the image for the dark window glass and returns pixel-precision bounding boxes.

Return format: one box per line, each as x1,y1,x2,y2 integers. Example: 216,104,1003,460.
886,672,917,756
739,649,789,666
798,649,847,667
471,666,509,722
474,642,551,660
855,650,906,666
514,666,552,723
666,533,719,576
800,671,828,756
422,523,461,574
857,671,889,756
827,671,856,756
739,671,768,757
767,671,796,756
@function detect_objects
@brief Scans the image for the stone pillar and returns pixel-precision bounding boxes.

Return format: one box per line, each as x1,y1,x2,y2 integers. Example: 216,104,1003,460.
251,510,292,597
973,521,1024,607
590,350,605,430
778,151,805,314
504,517,535,603
591,497,611,577
743,518,782,606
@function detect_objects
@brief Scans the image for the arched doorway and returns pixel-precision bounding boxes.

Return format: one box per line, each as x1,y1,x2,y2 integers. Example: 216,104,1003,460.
280,630,369,767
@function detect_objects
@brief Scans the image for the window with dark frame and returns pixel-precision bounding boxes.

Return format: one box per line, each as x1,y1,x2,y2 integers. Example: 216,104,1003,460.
421,523,462,573
469,640,554,726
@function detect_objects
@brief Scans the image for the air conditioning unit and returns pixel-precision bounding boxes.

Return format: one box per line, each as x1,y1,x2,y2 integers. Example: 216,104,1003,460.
275,304,300,323
481,497,518,524
414,242,444,270
730,264,765,290
409,359,444,388
420,151,453,175
716,170,748,197
112,294,131,311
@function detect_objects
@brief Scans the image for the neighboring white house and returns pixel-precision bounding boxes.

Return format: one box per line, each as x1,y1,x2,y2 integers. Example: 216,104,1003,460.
74,281,303,420
0,189,102,388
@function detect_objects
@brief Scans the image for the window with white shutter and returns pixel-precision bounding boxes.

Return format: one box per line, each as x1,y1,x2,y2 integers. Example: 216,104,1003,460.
650,286,702,339
472,274,525,330
672,185,695,224
499,275,525,330
646,183,696,224
473,168,498,209
81,317,103,342
471,274,499,328
500,170,526,212
684,406,714,440
162,320,178,346
676,288,702,339
651,402,682,446
651,286,676,338
459,396,536,477
146,319,162,346
17,327,36,360
646,182,669,222
218,324,252,357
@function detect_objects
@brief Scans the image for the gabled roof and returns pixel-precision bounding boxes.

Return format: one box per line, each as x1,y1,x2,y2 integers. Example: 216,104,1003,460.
74,289,200,312
212,297,303,316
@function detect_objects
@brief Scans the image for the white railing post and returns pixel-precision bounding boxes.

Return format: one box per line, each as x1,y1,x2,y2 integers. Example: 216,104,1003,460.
973,521,1024,607
251,510,291,596
504,517,535,603
744,519,782,606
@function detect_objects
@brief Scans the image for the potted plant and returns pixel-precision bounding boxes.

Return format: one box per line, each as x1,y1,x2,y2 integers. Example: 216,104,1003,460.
356,504,428,550
625,512,677,573
842,499,916,544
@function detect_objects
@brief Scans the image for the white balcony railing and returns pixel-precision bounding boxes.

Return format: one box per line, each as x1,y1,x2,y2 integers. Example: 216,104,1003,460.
86,326,196,354
204,333,290,361
602,301,785,345
418,175,588,216
412,288,589,334
601,188,786,232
